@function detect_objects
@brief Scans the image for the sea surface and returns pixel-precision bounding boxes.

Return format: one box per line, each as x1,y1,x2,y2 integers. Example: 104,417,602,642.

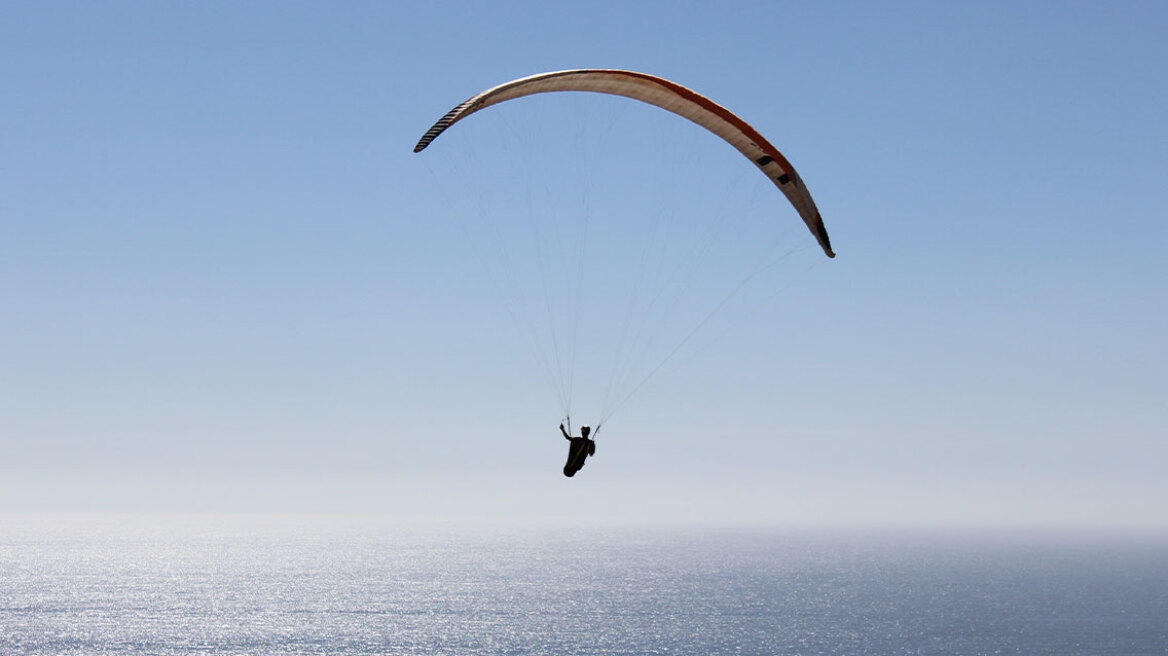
1,514,1165,655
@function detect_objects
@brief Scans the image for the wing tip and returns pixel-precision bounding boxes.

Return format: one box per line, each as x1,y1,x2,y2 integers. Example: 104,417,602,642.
815,216,835,258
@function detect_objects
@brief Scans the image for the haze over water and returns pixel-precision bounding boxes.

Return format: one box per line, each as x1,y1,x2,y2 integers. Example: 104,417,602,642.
3,514,1165,655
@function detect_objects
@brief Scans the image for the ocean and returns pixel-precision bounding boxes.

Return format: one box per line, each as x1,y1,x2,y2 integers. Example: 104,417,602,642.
1,514,1165,655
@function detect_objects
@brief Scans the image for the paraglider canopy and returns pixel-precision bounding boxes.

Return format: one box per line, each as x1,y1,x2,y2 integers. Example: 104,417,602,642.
414,69,834,258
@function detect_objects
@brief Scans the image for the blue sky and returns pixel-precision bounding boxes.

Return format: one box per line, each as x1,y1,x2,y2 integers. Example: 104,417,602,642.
2,1,1165,525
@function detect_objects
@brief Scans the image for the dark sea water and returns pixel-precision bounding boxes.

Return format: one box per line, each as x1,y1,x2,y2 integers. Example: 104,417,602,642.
1,514,1165,655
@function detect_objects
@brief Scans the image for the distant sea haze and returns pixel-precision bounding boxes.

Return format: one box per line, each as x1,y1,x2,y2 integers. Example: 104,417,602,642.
2,515,1165,655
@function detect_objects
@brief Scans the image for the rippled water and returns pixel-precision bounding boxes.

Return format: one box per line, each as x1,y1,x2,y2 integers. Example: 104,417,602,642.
1,514,1165,655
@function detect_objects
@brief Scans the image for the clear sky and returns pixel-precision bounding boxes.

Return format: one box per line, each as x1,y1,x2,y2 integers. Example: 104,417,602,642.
2,1,1165,526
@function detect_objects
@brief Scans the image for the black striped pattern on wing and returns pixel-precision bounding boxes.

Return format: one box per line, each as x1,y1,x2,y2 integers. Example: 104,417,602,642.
413,101,473,152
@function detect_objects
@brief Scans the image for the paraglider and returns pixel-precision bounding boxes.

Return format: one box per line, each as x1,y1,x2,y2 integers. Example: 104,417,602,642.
559,422,596,477
414,69,834,476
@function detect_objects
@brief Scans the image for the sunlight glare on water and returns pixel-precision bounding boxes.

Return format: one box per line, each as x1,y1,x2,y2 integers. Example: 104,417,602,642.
2,514,1166,655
